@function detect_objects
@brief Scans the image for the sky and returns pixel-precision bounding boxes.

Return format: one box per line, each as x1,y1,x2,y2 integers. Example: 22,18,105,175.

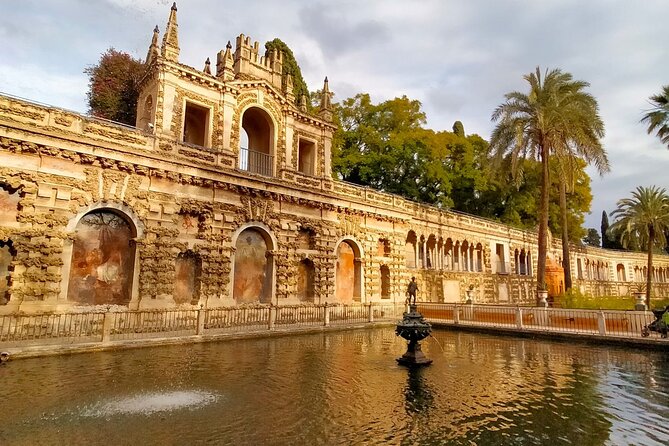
1,0,667,231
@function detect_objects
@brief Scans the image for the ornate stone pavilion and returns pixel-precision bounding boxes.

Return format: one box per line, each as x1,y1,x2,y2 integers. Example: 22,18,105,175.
0,4,667,313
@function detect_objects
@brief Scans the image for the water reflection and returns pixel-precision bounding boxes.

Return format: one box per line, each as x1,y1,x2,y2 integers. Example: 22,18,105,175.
404,367,434,415
1,329,668,445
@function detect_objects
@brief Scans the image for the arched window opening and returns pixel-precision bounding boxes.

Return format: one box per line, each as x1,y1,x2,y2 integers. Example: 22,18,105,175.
0,240,16,305
454,241,461,271
336,240,362,303
444,238,454,271
239,107,274,176
175,251,202,305
405,231,417,268
380,265,391,299
139,95,153,131
68,209,136,305
475,243,483,272
426,235,436,269
234,227,273,304
461,241,470,272
297,258,315,302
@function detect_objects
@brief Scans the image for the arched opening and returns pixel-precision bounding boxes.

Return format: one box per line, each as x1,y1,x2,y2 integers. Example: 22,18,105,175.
454,241,461,271
139,95,153,131
461,241,469,272
475,243,483,272
405,231,417,268
0,240,16,305
426,235,436,269
519,249,528,275
297,258,315,302
336,240,362,303
444,238,453,271
67,209,136,305
239,107,274,176
175,251,202,305
233,227,273,304
380,265,390,299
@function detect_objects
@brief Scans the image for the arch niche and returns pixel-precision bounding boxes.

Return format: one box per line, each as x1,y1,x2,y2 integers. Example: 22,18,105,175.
233,225,275,304
297,258,315,302
239,106,275,176
67,209,137,305
335,239,363,303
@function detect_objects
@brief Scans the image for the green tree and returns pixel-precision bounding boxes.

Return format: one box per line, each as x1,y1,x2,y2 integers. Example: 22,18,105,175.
641,85,669,148
489,67,606,300
583,228,601,247
265,38,309,105
601,211,610,248
85,48,145,125
609,186,669,307
333,93,457,206
452,120,465,137
555,152,608,291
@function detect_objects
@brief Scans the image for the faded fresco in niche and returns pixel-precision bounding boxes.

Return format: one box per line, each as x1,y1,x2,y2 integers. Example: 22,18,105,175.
67,210,135,305
297,259,315,302
0,186,20,225
336,242,355,303
175,252,201,304
234,228,271,304
0,241,15,304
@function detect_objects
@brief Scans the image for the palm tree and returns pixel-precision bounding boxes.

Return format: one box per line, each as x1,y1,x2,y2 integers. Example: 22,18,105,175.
641,85,669,148
555,154,608,292
609,186,669,308
490,67,606,303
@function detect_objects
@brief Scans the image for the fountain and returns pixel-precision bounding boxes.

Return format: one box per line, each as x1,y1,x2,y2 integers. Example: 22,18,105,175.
395,302,433,366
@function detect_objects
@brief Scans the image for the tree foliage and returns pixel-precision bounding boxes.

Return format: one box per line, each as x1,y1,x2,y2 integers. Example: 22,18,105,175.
265,38,309,105
331,91,594,245
609,186,669,306
583,228,601,247
489,67,606,295
641,84,669,148
332,94,493,209
85,48,144,125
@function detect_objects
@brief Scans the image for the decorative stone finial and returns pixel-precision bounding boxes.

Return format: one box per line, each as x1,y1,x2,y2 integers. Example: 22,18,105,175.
299,94,308,113
145,25,160,64
161,2,180,62
318,76,333,121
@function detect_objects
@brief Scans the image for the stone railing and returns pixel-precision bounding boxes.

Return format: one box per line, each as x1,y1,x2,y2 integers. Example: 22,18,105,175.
0,302,403,353
418,302,667,342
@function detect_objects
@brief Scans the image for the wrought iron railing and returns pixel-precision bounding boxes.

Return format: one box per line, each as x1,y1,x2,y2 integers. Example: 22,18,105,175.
417,303,663,340
0,303,402,351
239,147,274,176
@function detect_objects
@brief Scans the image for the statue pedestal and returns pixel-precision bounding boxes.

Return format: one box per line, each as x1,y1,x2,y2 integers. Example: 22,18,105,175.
396,304,433,367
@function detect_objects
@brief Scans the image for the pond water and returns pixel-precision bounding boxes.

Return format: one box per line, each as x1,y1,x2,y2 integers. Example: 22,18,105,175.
2,328,668,445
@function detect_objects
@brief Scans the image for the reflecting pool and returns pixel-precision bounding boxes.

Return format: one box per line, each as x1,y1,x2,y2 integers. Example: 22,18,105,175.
2,328,668,445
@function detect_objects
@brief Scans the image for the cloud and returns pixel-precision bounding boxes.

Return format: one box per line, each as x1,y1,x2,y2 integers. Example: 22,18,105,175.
1,0,667,230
